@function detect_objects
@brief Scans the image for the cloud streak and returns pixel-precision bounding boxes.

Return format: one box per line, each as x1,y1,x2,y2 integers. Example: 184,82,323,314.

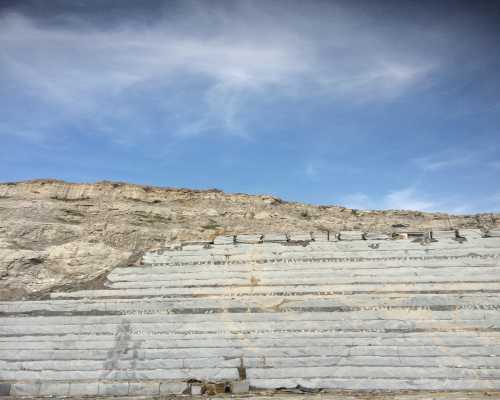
0,2,438,140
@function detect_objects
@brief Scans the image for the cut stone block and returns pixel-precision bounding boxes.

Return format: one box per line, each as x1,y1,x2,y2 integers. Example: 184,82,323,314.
98,382,129,396
129,382,160,396
432,230,457,240
230,380,250,393
213,235,235,245
339,231,364,241
263,233,288,242
182,243,211,251
311,231,329,241
0,384,11,396
236,234,263,244
11,383,40,396
364,232,390,240
288,232,312,241
69,382,99,396
458,228,483,239
159,381,189,395
406,231,429,239
39,382,70,396
191,384,203,395
486,228,500,238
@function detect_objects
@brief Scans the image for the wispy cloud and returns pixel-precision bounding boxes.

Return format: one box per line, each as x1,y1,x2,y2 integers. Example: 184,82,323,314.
0,2,438,141
340,193,376,210
384,187,436,211
340,187,462,213
412,151,474,172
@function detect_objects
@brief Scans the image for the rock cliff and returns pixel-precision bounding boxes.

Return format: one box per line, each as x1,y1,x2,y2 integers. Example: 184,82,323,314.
0,179,498,300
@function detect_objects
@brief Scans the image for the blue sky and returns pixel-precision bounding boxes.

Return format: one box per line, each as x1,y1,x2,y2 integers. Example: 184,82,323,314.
1,0,500,213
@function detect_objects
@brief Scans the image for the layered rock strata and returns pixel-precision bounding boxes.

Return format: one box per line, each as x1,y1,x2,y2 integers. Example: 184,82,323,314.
1,230,500,396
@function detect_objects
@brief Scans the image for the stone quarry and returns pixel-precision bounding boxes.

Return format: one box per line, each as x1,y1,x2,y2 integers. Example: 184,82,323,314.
2,228,500,397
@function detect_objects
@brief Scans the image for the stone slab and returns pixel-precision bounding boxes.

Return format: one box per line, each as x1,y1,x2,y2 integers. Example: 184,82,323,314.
39,382,70,396
458,229,484,239
69,382,99,396
364,232,390,240
487,229,500,238
432,230,457,240
0,384,11,396
231,380,250,393
213,235,235,245
248,377,500,391
288,232,312,241
312,231,329,241
98,382,129,396
236,234,263,244
11,383,40,396
263,233,288,242
128,382,160,395
160,381,189,394
339,231,364,241
191,384,203,395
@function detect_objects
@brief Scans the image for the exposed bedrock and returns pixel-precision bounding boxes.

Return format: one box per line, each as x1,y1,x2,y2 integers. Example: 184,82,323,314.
0,179,498,300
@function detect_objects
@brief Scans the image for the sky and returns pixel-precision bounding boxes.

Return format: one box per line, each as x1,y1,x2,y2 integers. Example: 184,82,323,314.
1,0,500,213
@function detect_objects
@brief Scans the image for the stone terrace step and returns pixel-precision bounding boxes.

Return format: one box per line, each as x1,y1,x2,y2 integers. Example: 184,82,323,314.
2,233,500,396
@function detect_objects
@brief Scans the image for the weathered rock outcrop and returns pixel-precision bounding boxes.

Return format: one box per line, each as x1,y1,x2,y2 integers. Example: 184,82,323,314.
0,179,498,300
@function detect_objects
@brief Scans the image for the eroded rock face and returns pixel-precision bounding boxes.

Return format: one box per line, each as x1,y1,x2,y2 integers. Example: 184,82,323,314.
0,179,498,300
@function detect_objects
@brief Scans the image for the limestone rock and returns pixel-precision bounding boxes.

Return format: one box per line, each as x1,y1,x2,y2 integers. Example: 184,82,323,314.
0,179,498,300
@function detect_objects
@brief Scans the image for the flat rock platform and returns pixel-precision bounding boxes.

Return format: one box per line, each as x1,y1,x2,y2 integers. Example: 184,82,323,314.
1,229,500,398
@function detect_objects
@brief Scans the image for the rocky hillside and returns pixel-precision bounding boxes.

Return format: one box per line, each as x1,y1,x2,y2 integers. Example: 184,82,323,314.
0,179,498,300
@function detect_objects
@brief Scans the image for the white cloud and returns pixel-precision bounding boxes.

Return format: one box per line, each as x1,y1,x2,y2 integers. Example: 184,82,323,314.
412,151,474,172
0,3,438,140
384,188,436,211
340,193,375,210
341,187,442,212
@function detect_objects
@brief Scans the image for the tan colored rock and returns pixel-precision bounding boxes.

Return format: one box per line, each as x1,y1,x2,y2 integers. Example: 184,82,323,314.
0,179,498,300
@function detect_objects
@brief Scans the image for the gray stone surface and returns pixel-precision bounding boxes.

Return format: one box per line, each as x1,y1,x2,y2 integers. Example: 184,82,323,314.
0,384,11,396
2,233,500,395
39,382,70,396
487,228,500,237
236,234,263,243
364,232,390,240
312,230,329,241
339,231,364,240
458,228,484,238
231,381,250,393
128,382,160,395
213,235,235,245
11,383,40,396
263,233,288,242
432,230,457,239
69,382,99,396
191,384,203,395
288,232,312,241
98,382,129,396
159,381,189,394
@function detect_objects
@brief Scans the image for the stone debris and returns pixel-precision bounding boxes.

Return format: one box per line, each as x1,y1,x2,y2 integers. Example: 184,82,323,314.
1,231,500,396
